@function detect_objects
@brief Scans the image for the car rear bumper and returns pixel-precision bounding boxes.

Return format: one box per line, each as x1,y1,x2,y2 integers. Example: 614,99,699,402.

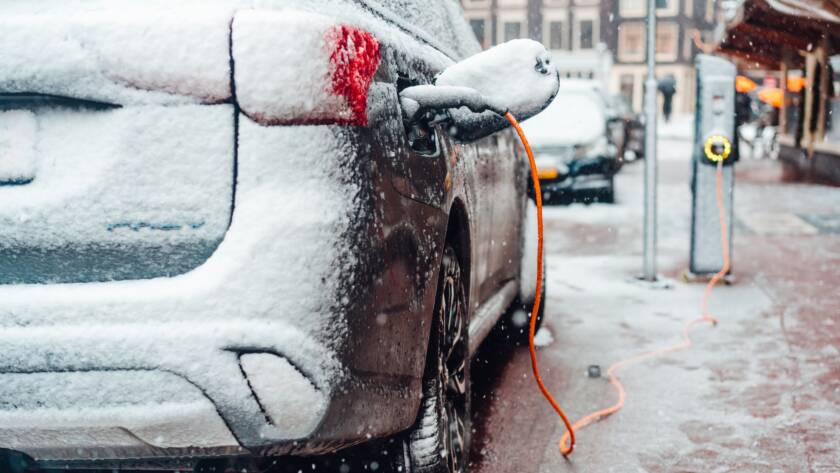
0,318,333,463
538,156,616,197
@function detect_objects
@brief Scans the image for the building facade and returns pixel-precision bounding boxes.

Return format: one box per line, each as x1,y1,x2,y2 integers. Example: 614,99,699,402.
459,0,716,113
606,0,716,113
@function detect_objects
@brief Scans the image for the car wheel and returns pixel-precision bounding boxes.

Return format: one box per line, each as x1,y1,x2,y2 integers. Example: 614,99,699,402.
400,246,470,473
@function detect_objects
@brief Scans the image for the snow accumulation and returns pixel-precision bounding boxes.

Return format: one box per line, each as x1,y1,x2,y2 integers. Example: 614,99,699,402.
364,0,481,59
233,10,381,125
0,370,237,454
533,327,554,347
521,86,606,148
0,0,457,106
0,4,233,105
0,105,233,248
0,120,359,444
240,353,327,438
437,39,559,120
400,84,508,120
0,111,37,184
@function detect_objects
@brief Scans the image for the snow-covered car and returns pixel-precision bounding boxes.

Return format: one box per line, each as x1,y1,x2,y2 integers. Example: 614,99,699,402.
523,79,621,204
0,1,557,471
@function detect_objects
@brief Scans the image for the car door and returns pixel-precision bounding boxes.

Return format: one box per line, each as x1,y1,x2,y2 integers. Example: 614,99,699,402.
436,2,522,300
487,131,525,292
368,0,508,307
458,136,502,303
431,1,505,305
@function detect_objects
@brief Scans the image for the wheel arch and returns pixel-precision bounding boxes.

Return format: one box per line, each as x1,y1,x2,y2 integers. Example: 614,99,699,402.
444,197,471,303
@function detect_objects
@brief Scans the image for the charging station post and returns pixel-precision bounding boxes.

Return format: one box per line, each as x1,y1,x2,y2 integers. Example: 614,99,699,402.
690,54,737,276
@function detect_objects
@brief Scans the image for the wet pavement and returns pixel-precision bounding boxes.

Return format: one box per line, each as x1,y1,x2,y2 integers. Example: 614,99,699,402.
469,132,840,472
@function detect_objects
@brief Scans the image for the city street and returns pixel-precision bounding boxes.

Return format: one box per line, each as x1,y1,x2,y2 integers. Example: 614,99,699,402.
469,118,840,473
3,2,839,470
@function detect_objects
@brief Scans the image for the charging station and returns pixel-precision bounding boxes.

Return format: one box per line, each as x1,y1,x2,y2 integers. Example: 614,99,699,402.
690,54,737,276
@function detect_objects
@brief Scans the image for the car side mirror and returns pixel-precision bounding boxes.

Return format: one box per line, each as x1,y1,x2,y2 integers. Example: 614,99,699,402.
400,39,559,142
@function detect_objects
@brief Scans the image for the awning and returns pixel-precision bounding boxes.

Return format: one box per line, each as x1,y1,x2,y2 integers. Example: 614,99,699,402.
717,0,840,68
764,0,840,22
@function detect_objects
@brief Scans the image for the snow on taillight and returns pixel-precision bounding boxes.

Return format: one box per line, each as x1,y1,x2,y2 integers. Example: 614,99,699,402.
232,10,380,126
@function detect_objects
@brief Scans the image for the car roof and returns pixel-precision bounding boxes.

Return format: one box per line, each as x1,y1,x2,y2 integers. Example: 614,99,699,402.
558,79,603,91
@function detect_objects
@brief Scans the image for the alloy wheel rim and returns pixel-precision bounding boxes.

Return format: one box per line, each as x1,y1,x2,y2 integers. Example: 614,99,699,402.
438,257,468,473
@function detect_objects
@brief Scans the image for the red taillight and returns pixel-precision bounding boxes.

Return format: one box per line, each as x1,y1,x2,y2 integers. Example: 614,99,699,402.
232,11,381,126
327,25,380,125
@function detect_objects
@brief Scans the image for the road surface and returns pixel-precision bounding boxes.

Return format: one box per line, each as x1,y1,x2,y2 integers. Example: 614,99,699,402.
468,126,840,473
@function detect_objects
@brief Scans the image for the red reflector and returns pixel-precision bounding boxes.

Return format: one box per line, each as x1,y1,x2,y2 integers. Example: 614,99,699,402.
328,25,380,125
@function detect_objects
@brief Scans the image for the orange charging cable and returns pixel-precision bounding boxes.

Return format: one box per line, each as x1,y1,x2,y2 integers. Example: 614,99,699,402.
506,112,577,456
556,160,731,452
508,108,730,456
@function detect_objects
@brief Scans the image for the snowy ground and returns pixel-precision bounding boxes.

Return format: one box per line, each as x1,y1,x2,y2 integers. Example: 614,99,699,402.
469,115,840,473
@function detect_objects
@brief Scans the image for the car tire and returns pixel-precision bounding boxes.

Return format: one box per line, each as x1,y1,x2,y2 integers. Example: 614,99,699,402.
601,176,615,204
497,256,546,347
399,246,470,473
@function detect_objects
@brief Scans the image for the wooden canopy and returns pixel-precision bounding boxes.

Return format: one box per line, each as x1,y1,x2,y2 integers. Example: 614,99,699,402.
717,0,840,68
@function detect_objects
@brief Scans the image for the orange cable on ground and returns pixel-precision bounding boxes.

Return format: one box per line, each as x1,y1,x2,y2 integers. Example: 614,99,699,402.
505,112,577,456
557,160,731,452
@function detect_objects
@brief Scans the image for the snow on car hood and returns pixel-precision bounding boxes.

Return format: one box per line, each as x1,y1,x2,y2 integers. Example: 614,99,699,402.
522,88,606,148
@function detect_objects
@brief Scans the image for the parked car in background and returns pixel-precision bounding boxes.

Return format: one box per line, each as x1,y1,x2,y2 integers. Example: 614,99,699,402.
607,94,646,162
0,1,556,472
523,80,620,204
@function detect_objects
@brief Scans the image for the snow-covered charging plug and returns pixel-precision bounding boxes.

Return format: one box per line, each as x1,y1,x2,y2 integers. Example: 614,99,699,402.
400,85,508,122
399,39,560,142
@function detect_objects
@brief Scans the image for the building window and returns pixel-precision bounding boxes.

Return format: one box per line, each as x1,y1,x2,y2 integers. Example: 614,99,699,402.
548,21,564,50
620,74,635,106
469,19,486,46
658,0,680,16
618,22,645,62
622,0,678,16
620,0,646,17
579,20,594,49
655,22,678,61
503,21,522,42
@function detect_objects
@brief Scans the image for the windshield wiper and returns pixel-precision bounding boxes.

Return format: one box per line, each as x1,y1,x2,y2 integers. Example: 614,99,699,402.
0,93,120,111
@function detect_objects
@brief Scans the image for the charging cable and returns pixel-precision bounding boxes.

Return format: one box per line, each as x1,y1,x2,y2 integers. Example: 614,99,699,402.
506,112,577,455
556,160,730,453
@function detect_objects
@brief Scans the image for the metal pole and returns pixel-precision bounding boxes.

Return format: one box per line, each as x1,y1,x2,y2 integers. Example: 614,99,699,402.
642,0,658,281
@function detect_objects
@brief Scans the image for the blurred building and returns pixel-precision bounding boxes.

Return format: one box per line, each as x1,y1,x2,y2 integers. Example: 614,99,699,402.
459,0,717,113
